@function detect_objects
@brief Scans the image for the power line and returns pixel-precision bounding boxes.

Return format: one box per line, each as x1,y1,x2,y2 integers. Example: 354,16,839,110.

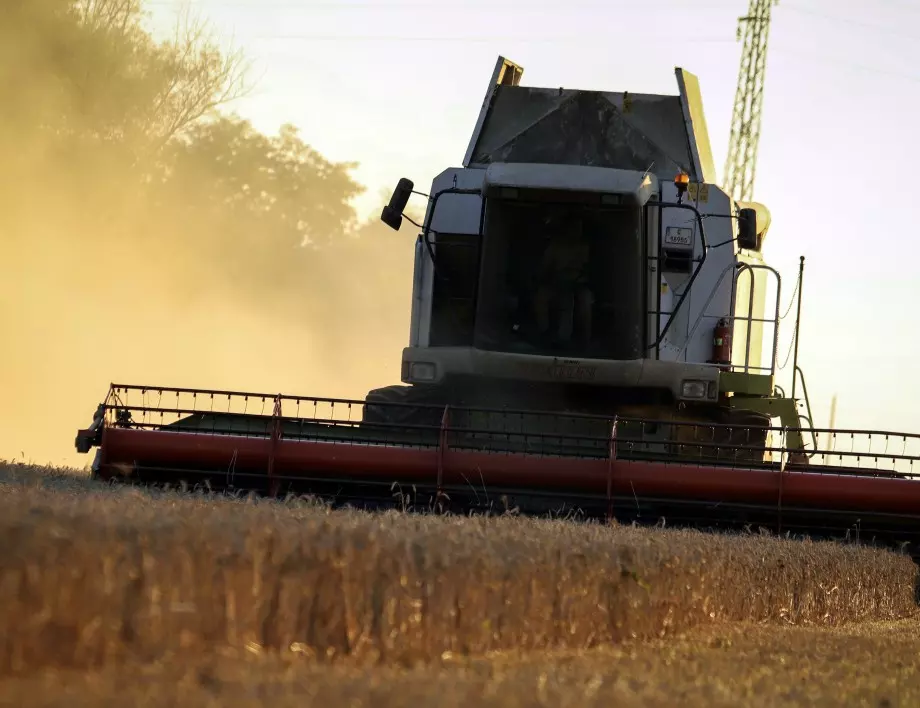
236,34,920,84
770,46,920,84
243,34,736,44
145,0,738,7
146,0,920,44
145,0,920,48
141,0,920,84
782,4,920,43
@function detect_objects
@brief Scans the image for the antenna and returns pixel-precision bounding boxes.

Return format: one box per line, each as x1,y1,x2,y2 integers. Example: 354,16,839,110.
823,394,838,462
724,0,778,202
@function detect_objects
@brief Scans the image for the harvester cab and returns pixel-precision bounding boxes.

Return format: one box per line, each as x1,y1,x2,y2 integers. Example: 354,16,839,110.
73,57,920,555
370,56,803,464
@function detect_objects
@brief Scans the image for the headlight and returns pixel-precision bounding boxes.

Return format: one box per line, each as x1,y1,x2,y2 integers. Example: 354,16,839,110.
681,380,708,399
409,362,436,382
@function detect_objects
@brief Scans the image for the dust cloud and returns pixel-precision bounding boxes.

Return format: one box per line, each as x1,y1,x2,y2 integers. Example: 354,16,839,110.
0,136,417,471
1,187,416,469
0,0,425,468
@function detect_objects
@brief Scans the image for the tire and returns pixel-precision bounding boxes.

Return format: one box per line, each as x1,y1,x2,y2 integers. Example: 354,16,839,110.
362,384,446,427
671,407,771,464
716,408,771,464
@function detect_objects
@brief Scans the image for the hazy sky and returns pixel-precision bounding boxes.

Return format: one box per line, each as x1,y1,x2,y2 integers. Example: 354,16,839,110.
143,0,920,435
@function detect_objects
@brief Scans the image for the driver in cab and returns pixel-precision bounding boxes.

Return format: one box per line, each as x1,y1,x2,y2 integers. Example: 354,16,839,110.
532,215,594,348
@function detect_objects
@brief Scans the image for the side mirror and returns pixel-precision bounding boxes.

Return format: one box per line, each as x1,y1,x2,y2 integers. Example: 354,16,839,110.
381,177,414,231
738,207,759,250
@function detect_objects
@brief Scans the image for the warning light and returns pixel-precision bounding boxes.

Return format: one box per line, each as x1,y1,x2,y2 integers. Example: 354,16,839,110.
674,172,690,203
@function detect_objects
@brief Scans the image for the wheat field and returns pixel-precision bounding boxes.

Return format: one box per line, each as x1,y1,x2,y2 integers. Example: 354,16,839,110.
1,460,918,706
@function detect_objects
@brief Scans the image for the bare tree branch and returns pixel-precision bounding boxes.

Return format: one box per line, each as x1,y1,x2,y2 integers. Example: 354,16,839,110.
72,0,251,155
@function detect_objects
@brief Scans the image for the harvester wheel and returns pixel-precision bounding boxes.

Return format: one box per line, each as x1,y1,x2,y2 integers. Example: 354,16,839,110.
720,409,772,464
362,384,445,428
672,408,771,465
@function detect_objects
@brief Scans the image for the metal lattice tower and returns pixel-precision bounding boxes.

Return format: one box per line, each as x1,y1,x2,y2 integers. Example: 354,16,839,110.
724,0,778,203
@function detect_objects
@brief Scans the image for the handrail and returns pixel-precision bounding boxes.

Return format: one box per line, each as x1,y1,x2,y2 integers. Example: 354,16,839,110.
732,262,782,376
794,364,819,455
646,201,710,350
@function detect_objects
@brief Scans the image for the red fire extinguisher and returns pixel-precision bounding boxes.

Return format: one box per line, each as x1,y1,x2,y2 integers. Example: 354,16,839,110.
712,318,732,370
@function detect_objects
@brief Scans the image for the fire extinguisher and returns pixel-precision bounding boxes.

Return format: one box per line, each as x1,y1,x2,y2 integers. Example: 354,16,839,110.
712,318,732,369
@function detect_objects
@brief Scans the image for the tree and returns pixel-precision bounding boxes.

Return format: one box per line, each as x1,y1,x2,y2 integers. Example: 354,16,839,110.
162,118,362,245
136,116,361,312
1,0,247,149
0,0,252,248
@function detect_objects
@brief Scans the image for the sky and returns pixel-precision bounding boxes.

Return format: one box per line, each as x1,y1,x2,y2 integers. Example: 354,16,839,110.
139,0,920,437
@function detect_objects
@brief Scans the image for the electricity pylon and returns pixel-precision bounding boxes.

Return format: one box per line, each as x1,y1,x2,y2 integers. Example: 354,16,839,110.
724,0,778,202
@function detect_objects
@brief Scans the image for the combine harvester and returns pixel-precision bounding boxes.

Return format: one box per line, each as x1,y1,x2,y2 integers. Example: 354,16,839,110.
76,58,920,553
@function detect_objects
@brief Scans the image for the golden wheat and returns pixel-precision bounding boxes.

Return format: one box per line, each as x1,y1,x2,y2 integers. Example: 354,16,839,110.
3,619,919,707
0,461,916,681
